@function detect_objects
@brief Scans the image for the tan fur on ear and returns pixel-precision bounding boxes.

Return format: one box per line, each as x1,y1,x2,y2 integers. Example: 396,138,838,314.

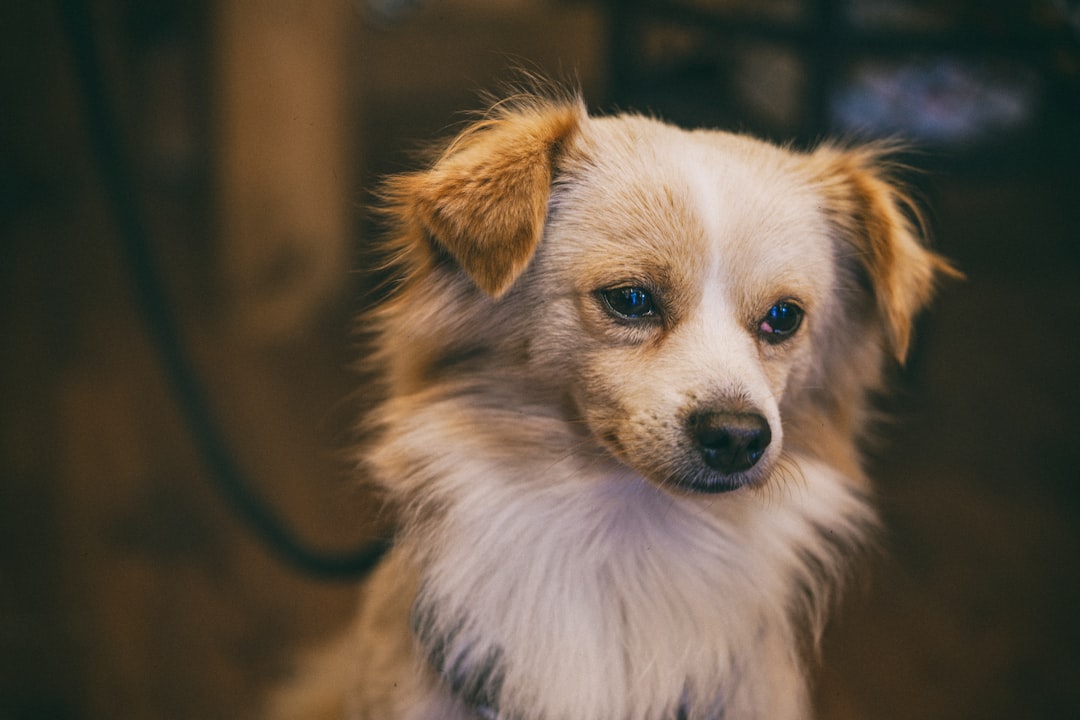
402,97,583,298
811,145,960,362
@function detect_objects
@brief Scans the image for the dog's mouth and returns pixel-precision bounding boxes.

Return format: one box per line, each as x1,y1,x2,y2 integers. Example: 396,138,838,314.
597,411,775,495
595,438,773,496
665,468,763,494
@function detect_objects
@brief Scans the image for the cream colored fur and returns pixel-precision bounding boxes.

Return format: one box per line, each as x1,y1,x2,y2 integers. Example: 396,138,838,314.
271,90,954,720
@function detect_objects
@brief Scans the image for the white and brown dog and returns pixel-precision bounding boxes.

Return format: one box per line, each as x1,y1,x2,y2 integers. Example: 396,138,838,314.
273,88,955,720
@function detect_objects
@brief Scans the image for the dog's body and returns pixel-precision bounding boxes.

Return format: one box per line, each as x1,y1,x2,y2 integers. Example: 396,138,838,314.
276,90,953,720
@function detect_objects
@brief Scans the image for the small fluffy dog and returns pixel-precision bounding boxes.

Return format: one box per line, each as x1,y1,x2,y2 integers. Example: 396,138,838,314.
275,89,954,720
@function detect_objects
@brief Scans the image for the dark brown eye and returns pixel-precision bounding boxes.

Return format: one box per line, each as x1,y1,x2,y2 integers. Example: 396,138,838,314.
599,286,656,320
759,301,803,342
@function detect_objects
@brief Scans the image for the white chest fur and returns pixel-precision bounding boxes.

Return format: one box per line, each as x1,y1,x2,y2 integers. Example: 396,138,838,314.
383,440,870,720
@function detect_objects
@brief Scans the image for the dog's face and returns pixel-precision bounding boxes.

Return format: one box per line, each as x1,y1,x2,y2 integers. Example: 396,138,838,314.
525,117,844,493
385,96,953,496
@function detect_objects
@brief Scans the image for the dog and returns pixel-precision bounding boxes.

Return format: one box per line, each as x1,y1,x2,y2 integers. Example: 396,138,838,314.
272,87,955,720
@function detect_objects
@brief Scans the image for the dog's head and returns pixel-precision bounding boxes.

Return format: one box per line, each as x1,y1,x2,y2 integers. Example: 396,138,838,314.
381,93,955,496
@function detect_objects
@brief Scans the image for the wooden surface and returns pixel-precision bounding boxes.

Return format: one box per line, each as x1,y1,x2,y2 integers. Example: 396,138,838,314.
214,0,357,341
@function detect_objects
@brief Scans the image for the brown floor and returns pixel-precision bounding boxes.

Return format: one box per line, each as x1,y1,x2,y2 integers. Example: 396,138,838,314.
3,3,1080,720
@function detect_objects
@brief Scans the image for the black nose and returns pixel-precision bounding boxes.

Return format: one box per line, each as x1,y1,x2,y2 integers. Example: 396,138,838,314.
690,411,771,474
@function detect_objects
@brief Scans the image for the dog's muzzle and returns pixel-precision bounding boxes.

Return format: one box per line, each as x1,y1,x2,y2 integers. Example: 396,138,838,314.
688,410,771,481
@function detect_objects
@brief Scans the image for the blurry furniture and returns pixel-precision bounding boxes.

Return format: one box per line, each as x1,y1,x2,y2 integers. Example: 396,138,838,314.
214,0,358,341
607,0,1079,168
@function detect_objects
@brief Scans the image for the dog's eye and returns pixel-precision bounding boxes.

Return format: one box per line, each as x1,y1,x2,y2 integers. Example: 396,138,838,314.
599,286,657,320
759,301,803,342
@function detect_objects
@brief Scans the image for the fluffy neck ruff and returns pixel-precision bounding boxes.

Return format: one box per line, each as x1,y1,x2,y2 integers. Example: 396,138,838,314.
370,386,875,720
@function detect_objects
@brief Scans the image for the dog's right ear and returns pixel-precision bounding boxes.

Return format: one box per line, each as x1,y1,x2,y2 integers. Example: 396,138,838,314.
398,99,583,298
811,144,960,362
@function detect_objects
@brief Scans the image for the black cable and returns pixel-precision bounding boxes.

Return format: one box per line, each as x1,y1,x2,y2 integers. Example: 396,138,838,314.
57,0,390,580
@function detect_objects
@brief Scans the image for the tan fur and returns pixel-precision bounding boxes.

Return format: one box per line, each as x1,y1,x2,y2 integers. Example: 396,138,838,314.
270,89,952,720
389,98,583,298
805,145,960,361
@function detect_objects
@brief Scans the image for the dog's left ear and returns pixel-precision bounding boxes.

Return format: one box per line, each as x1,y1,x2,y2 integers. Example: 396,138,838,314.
813,146,961,362
405,99,583,298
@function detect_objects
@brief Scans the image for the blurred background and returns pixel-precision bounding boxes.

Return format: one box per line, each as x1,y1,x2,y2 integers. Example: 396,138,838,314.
2,1,1079,718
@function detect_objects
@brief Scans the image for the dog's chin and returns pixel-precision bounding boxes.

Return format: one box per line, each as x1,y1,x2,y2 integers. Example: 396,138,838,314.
663,469,762,495
649,456,775,496
593,429,774,496
667,472,756,495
